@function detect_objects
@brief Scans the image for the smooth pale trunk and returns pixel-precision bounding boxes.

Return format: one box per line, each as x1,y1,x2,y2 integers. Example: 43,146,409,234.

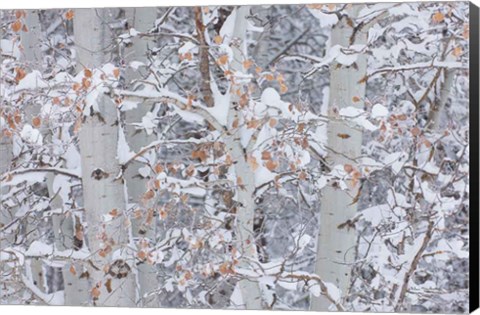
123,7,160,307
18,9,47,300
0,114,15,303
225,6,263,310
311,5,367,311
20,10,42,66
74,9,135,306
430,68,455,131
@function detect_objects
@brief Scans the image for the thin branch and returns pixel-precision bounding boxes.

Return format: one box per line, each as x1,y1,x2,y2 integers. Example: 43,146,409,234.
194,7,215,107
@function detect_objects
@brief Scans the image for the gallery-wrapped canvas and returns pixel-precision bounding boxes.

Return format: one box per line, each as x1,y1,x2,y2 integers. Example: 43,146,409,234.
0,1,478,313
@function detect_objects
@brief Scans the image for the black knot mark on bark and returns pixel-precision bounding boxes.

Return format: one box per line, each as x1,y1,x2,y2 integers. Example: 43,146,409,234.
91,168,109,180
107,259,131,279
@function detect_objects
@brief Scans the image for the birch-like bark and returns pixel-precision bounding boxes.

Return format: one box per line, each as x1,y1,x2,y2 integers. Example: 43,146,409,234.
74,8,135,307
312,5,368,311
123,7,159,307
429,67,455,131
20,10,42,66
225,6,263,310
17,9,48,299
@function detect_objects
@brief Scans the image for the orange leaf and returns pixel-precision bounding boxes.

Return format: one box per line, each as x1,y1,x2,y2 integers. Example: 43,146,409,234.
91,286,101,299
337,133,351,139
137,250,147,261
109,208,119,217
432,12,444,23
452,46,462,57
344,164,354,173
11,20,22,33
352,96,361,102
247,155,259,171
269,118,277,128
232,118,239,129
246,119,260,129
264,73,274,81
463,23,469,40
52,97,61,105
15,67,26,82
32,116,41,128
84,68,92,78
261,150,272,160
15,10,26,19
143,189,155,200
72,82,81,91
236,176,244,187
217,54,229,66
411,126,421,137
184,52,193,61
219,262,231,275
243,59,253,70
265,160,279,171
82,78,91,89
105,278,112,293
213,35,223,44
185,164,195,177
159,208,167,219
65,10,75,21
191,149,207,162
154,163,164,174
69,265,77,276
113,68,120,79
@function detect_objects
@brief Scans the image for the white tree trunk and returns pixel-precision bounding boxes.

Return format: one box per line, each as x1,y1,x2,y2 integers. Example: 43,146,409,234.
225,6,263,310
123,7,159,307
74,9,135,307
17,9,47,299
430,68,455,131
20,10,42,66
312,5,368,311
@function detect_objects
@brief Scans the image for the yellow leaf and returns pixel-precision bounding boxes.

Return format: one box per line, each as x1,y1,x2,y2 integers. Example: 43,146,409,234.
452,46,462,57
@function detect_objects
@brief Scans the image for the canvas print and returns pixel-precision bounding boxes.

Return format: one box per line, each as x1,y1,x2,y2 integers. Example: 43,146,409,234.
0,1,477,313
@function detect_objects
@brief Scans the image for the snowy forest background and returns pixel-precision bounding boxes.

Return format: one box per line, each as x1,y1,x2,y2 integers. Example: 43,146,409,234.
0,2,471,313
